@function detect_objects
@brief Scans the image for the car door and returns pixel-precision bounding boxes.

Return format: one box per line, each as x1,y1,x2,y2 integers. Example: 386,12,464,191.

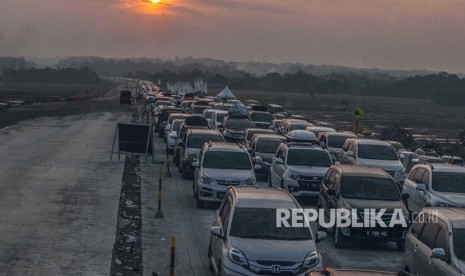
429,221,459,276
271,145,285,185
403,168,420,212
212,196,232,271
415,221,441,276
404,216,426,274
320,169,338,221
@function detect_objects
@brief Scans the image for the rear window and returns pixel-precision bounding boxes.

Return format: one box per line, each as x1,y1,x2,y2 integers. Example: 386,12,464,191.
216,113,227,123
256,139,284,153
193,106,209,114
328,135,353,148
340,176,401,201
224,119,255,131
250,112,272,122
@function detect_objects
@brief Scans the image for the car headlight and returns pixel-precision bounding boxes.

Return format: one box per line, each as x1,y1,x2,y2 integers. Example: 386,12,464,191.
288,171,300,181
303,251,319,268
244,176,256,185
201,175,212,185
228,248,248,267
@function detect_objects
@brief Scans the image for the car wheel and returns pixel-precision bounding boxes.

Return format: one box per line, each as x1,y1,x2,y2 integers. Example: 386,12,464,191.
182,165,189,179
196,196,205,209
396,241,405,251
334,227,347,249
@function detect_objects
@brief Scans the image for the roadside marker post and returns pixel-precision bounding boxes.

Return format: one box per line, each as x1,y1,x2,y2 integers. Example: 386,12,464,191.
169,236,176,276
155,166,164,218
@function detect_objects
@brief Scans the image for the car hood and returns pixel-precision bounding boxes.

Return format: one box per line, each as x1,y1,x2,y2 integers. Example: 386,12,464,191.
230,237,314,262
341,198,406,212
288,166,329,176
256,153,275,163
432,192,465,207
203,168,254,181
357,158,403,171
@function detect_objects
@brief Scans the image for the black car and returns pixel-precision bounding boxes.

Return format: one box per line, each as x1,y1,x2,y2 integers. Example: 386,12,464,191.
248,134,286,180
318,165,410,250
177,129,224,179
155,107,184,135
222,117,256,142
173,116,210,165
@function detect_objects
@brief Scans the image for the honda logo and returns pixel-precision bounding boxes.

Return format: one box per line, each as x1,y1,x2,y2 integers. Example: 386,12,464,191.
271,264,281,274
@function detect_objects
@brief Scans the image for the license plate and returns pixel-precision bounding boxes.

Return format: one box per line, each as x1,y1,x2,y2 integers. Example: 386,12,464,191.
367,230,388,238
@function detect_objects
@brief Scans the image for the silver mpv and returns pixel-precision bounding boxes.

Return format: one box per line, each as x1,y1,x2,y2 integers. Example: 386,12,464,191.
209,186,327,275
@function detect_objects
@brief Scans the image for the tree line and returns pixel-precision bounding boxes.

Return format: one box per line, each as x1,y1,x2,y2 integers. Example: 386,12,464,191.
1,67,101,84
135,69,465,105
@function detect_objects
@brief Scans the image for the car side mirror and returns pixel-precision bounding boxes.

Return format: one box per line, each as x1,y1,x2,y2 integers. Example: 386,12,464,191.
401,193,410,200
275,158,284,165
327,189,336,196
346,151,354,158
254,164,262,170
210,226,223,238
316,231,327,243
192,162,200,168
416,183,427,192
431,248,447,261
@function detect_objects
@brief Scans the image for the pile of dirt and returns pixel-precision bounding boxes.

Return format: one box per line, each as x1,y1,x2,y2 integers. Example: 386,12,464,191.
110,156,143,276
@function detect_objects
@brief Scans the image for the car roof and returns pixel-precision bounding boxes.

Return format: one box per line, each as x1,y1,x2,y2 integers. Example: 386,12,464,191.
187,129,222,135
205,142,247,152
231,186,299,209
332,165,391,178
422,208,465,228
418,163,465,173
350,138,392,146
254,134,286,140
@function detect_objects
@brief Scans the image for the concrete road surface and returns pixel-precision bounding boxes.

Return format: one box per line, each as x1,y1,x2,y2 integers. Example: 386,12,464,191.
142,135,404,276
0,112,129,276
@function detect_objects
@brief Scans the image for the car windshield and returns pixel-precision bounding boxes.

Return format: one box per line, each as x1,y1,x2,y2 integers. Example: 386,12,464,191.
432,172,465,193
341,176,401,201
224,119,255,131
230,208,312,240
453,228,465,261
358,144,399,160
286,149,332,167
216,113,227,123
250,112,272,122
193,106,209,114
171,121,183,132
187,134,224,148
256,139,284,153
290,123,309,131
202,151,252,170
328,136,353,148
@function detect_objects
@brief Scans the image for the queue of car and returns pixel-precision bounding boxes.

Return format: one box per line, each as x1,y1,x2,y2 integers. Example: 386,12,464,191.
140,84,464,276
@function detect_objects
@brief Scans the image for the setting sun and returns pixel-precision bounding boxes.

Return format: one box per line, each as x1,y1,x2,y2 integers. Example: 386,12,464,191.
150,0,160,3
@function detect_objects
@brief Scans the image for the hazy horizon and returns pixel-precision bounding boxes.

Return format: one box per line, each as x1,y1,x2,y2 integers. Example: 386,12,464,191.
1,0,465,73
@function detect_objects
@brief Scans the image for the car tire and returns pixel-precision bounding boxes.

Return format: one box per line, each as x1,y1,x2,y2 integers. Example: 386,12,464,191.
182,165,189,179
334,227,348,249
196,197,205,209
396,241,405,251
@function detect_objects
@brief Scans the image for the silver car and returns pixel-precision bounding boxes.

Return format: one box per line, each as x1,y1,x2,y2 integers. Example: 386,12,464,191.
192,142,259,208
269,141,333,198
340,138,407,183
402,163,465,214
208,186,326,276
403,208,465,276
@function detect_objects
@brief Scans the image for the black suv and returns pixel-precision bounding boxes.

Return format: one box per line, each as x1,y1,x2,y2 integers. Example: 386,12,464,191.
177,129,224,179
318,165,410,249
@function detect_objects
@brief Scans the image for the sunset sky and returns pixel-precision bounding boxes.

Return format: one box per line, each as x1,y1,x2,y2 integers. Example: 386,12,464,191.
1,0,465,72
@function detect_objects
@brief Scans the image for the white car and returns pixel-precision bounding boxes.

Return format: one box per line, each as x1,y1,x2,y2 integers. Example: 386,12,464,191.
402,163,465,214
340,138,406,183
